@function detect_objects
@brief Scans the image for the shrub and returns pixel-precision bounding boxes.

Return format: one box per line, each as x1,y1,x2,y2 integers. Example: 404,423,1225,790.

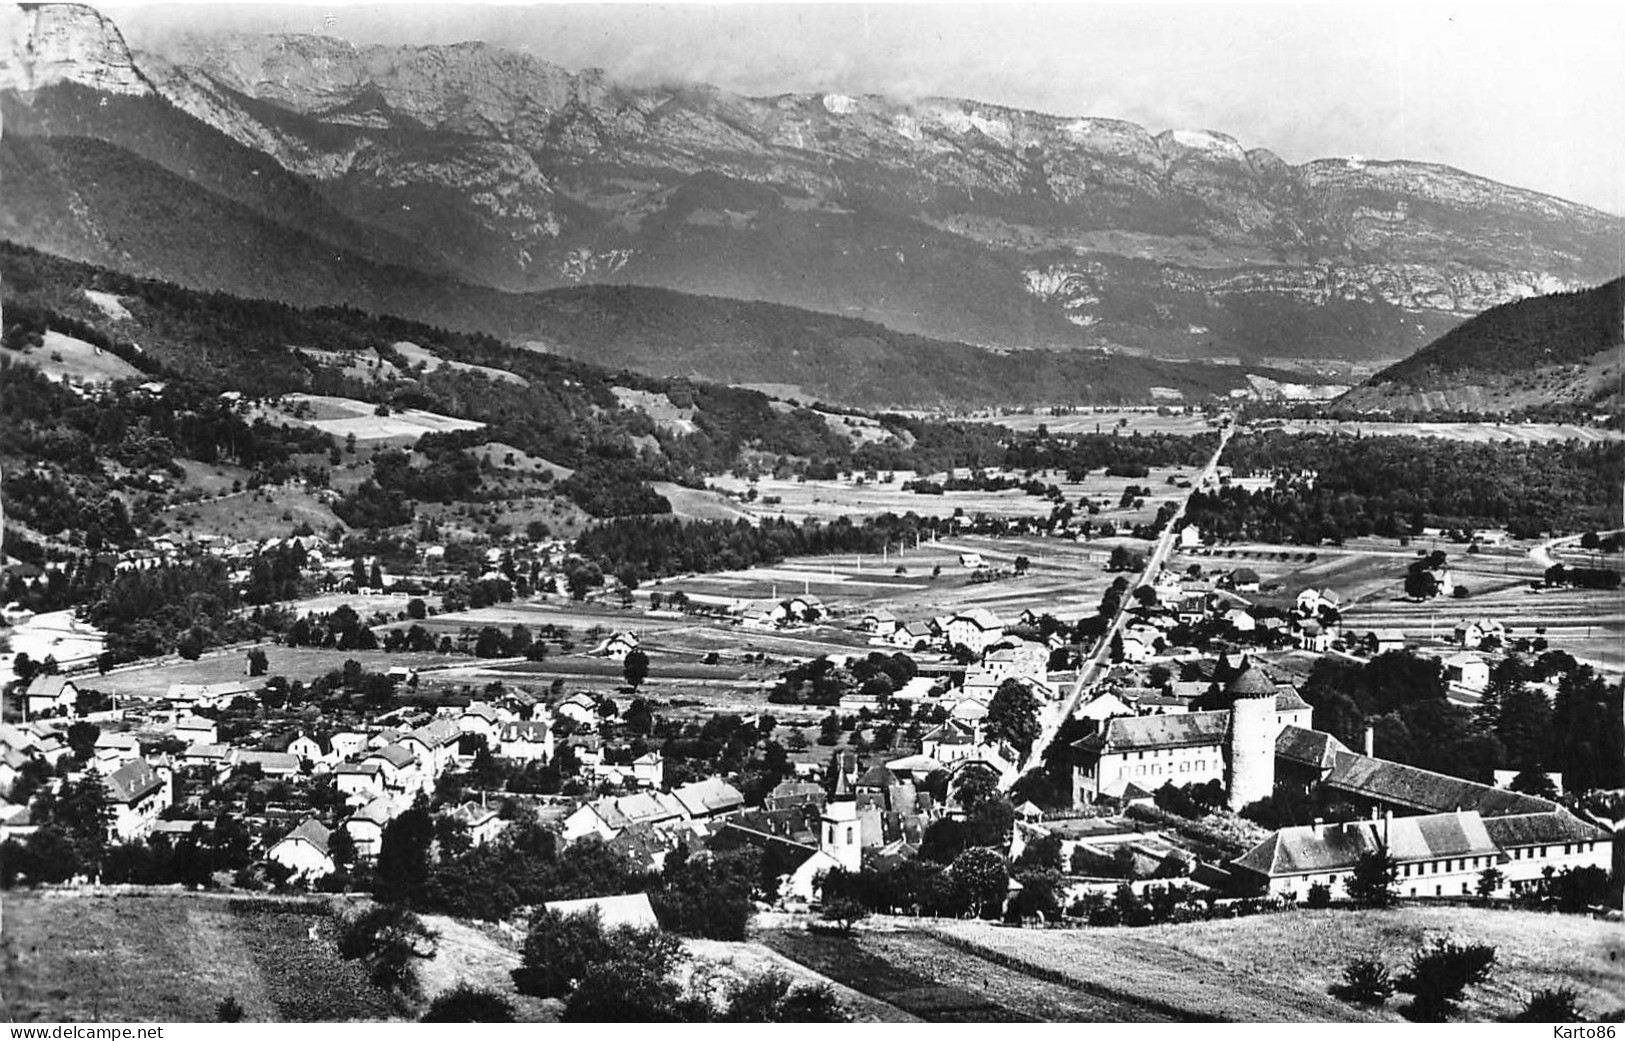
1397,939,1497,1021
215,996,245,1022
1305,882,1333,908
1509,987,1585,1023
421,983,516,1023
1331,959,1395,1006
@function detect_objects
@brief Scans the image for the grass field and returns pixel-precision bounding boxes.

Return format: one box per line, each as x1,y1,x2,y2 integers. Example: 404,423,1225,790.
87,646,456,699
391,341,528,386
0,891,405,1022
12,330,145,383
932,904,1624,1022
161,485,344,543
249,394,484,441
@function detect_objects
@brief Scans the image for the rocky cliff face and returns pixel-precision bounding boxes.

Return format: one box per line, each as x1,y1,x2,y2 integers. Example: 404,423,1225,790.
4,7,1620,368
0,3,149,95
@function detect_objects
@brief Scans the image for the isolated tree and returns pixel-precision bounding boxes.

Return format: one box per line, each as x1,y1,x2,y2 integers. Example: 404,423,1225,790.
820,897,870,935
1475,866,1505,898
949,846,1009,919
1347,846,1400,908
622,649,650,690
984,679,1042,757
246,647,269,677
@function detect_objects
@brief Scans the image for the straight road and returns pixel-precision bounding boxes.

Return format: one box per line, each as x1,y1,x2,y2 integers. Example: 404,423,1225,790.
1012,421,1234,785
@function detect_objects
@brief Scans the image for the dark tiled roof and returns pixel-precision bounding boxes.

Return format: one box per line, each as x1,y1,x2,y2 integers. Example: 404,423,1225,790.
1076,711,1229,755
1323,752,1558,818
104,760,163,804
1227,667,1276,698
278,818,332,856
1482,811,1606,848
1235,811,1499,877
1275,726,1349,770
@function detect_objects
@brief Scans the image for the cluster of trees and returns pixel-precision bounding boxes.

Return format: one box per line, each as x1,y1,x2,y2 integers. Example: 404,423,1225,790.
768,652,918,707
86,558,271,664
1299,650,1624,794
1001,430,1219,478
1187,433,1623,542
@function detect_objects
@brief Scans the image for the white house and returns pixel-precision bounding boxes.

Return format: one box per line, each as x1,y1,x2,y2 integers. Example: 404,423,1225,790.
266,818,335,882
497,720,554,763
945,608,1004,654
334,762,386,802
1443,652,1491,693
593,631,641,660
23,676,79,719
103,760,172,842
173,714,219,746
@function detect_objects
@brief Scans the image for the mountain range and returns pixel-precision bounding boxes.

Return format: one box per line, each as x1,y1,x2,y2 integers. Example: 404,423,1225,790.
3,3,1622,405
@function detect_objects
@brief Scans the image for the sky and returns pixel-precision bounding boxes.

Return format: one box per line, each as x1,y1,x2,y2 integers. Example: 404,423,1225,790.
105,1,1625,215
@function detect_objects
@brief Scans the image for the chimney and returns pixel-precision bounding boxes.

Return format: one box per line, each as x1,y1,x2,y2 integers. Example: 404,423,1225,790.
1363,725,1375,757
1312,816,1324,837
1383,809,1392,844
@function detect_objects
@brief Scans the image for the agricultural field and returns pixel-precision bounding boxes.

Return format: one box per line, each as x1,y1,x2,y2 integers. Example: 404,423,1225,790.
0,891,405,1022
947,409,1220,437
1262,419,1624,443
707,465,1195,526
1174,536,1624,673
759,921,1376,1022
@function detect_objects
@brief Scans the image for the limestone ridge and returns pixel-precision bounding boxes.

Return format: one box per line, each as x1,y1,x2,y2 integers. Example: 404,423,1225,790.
3,7,1621,368
1,3,151,95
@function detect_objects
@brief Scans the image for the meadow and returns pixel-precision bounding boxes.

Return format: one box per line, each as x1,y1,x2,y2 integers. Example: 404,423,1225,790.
0,891,404,1022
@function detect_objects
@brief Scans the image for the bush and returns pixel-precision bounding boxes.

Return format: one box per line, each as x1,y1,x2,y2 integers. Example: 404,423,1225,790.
1331,959,1395,1006
421,983,516,1022
215,996,245,1022
1397,939,1497,1021
1305,882,1333,908
1509,987,1585,1023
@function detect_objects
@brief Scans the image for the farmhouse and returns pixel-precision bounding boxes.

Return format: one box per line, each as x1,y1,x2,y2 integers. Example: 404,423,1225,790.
1455,619,1507,648
23,675,79,719
166,681,256,708
1359,629,1407,656
593,631,641,660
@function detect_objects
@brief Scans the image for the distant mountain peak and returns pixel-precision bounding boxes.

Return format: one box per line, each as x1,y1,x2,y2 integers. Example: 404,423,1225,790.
1,2,151,96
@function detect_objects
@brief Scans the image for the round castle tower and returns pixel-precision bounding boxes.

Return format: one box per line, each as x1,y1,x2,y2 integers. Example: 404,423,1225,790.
1224,666,1277,811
